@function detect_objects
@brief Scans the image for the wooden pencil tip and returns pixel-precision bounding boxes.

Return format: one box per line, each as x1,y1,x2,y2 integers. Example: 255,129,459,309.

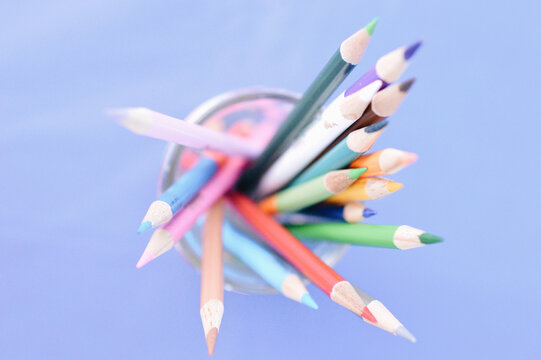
330,281,370,318
205,327,218,356
340,23,373,64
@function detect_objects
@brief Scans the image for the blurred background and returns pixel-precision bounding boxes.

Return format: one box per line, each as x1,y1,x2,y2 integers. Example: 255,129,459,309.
1,0,540,359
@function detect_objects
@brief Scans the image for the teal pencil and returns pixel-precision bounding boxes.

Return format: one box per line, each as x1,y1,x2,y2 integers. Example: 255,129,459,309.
237,18,379,192
290,120,387,187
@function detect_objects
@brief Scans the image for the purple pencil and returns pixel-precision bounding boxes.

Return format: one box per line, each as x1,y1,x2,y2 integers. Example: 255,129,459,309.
345,40,422,96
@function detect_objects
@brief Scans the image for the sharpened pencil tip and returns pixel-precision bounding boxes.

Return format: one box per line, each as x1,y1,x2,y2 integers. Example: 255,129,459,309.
205,327,218,355
362,208,377,218
399,78,416,92
365,17,379,36
419,233,443,244
366,120,388,133
348,167,367,179
404,40,423,60
136,250,154,269
137,221,152,234
301,293,319,310
386,181,403,193
395,325,417,343
403,152,419,164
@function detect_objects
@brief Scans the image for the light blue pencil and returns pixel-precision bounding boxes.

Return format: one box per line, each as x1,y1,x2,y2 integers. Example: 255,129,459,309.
138,156,220,233
222,222,318,309
290,120,388,187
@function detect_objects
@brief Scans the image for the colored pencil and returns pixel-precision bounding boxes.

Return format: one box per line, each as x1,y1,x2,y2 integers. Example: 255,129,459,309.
255,79,382,196
326,177,402,204
350,148,418,177
178,118,226,170
353,286,417,342
344,40,422,97
289,121,387,187
273,212,325,226
237,18,379,192
222,221,318,309
317,78,415,158
200,200,225,356
137,122,251,233
138,155,223,233
136,122,278,267
301,203,377,223
287,223,443,250
259,168,366,214
109,107,264,158
227,192,377,322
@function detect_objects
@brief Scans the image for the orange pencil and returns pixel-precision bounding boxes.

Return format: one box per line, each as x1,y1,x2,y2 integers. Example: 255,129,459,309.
350,148,417,177
227,192,376,323
200,199,225,356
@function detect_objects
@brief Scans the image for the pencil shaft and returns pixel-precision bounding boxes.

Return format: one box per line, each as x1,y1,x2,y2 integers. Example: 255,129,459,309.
222,222,315,307
136,122,278,267
112,107,263,157
237,22,377,192
255,80,382,197
300,203,375,223
201,200,225,305
316,79,415,161
290,121,386,187
228,192,342,294
259,168,365,214
288,223,442,250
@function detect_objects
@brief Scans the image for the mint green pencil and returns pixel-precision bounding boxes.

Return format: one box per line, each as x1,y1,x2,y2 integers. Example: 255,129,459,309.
287,223,443,250
259,168,366,214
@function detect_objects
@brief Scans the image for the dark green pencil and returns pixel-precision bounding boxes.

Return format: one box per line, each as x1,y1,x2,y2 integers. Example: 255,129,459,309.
237,18,379,192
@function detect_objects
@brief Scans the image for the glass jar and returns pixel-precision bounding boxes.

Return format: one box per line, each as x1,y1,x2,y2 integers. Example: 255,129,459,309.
157,88,349,294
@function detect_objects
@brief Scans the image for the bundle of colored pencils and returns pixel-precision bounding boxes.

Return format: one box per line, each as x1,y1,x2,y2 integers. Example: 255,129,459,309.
112,17,443,355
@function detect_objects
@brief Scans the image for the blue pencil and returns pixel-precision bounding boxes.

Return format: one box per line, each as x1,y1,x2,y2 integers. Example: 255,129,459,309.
138,155,221,233
301,203,377,223
222,222,318,309
290,121,388,187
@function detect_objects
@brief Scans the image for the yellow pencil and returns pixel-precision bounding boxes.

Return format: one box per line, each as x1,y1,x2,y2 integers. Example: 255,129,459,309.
325,177,402,203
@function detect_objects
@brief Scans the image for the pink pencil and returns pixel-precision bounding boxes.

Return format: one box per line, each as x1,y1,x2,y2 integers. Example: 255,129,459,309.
136,121,277,268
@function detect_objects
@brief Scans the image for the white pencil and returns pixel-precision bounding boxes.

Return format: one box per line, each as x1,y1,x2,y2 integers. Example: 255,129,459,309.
109,107,263,158
354,286,416,342
255,80,382,197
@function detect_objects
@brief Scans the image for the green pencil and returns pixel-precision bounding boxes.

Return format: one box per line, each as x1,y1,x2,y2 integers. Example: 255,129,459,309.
238,18,379,192
259,168,366,214
287,223,443,250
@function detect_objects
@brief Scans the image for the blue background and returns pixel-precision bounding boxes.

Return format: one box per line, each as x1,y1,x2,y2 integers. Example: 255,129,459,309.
1,1,540,358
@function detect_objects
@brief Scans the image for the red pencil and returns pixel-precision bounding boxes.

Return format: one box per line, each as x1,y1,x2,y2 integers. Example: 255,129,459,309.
227,191,376,322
